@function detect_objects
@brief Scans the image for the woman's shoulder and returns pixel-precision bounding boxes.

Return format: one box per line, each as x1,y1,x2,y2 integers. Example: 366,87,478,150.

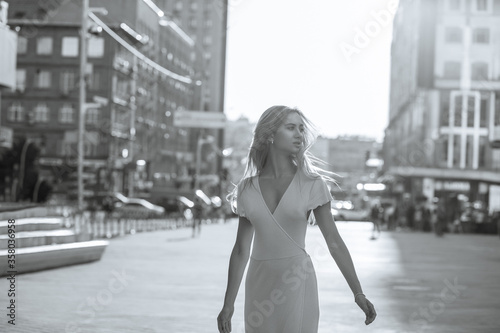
298,167,324,182
237,176,257,192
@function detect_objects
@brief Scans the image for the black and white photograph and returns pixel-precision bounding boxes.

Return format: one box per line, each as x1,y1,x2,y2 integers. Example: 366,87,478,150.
0,0,499,332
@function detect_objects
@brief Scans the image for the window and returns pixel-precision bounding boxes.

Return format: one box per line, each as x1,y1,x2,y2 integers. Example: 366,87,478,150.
454,95,463,126
472,28,489,43
190,2,198,11
116,78,129,98
440,92,450,126
465,135,473,168
467,96,475,127
84,131,99,157
88,37,104,58
443,62,461,79
445,27,462,43
471,62,488,80
36,37,53,55
175,1,183,11
440,135,449,165
34,70,51,88
453,134,461,166
60,70,76,94
480,95,488,127
86,108,99,124
17,36,28,54
14,69,26,92
203,36,212,45
59,104,75,123
34,103,50,123
7,102,24,122
61,36,79,57
479,137,487,167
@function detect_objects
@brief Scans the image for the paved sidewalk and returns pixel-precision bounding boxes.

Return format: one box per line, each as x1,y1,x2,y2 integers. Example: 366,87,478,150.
0,220,499,333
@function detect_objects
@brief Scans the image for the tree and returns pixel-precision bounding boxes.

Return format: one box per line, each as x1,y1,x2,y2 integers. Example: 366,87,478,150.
0,137,53,203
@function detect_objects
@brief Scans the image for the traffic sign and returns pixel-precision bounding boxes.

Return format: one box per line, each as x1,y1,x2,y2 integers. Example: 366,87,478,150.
93,95,109,106
173,110,226,129
84,103,102,110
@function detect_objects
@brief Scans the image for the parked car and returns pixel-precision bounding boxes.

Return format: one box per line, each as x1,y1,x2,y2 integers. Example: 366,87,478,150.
159,196,194,219
331,200,370,221
111,193,165,219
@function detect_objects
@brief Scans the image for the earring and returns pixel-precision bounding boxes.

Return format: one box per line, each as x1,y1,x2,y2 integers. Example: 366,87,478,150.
270,138,274,144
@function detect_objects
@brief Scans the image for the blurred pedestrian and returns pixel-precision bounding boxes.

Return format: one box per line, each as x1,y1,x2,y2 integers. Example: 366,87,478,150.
370,203,381,240
414,204,423,231
435,198,446,237
406,203,416,230
390,205,399,231
422,203,432,232
192,196,203,238
217,106,376,333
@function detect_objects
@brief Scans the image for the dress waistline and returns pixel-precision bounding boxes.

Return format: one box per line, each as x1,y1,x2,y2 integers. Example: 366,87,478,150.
250,252,310,262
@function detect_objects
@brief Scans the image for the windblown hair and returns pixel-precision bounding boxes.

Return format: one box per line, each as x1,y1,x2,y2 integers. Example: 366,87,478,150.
227,105,337,212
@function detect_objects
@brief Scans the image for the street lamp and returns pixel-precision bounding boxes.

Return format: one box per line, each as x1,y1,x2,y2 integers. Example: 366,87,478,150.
78,1,107,210
77,0,89,210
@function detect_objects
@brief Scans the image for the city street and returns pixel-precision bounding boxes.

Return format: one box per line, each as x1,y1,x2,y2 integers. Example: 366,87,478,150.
0,220,499,333
3,2,500,332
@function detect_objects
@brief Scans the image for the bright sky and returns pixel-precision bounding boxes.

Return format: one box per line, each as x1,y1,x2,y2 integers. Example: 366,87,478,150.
224,0,399,141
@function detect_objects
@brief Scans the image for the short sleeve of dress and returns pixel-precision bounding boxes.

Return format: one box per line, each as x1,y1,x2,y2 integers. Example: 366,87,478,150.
307,177,333,211
236,183,247,218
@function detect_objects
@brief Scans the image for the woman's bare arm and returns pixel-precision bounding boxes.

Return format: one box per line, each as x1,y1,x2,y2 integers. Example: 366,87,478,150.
218,217,254,333
314,202,363,294
313,201,376,325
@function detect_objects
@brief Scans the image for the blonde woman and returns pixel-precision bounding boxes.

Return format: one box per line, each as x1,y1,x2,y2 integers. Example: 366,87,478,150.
217,106,376,333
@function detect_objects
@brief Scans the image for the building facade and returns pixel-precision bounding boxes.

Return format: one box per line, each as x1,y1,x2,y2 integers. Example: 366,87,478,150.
156,0,228,197
1,0,227,204
384,0,500,214
326,136,382,204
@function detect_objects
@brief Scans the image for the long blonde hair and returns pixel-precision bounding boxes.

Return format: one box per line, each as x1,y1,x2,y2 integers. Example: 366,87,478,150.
227,105,337,210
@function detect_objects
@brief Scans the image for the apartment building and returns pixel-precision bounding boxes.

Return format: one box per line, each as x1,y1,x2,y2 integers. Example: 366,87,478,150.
384,0,500,213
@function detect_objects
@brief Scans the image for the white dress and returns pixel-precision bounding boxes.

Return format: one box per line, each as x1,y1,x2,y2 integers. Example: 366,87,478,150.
237,169,332,333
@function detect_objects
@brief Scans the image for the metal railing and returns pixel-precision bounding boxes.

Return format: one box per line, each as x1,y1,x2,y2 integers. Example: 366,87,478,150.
64,210,192,240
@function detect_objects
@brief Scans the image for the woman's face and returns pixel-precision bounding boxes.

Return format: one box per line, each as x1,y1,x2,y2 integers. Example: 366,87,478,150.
272,112,305,154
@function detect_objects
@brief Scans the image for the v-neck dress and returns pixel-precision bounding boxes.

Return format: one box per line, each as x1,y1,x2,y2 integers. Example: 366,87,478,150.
236,169,332,333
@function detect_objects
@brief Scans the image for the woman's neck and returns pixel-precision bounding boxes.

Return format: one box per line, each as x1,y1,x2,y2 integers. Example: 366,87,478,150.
261,153,296,178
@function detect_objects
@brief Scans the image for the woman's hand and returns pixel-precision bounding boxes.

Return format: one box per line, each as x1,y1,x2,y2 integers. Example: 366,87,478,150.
355,295,377,325
217,305,234,333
